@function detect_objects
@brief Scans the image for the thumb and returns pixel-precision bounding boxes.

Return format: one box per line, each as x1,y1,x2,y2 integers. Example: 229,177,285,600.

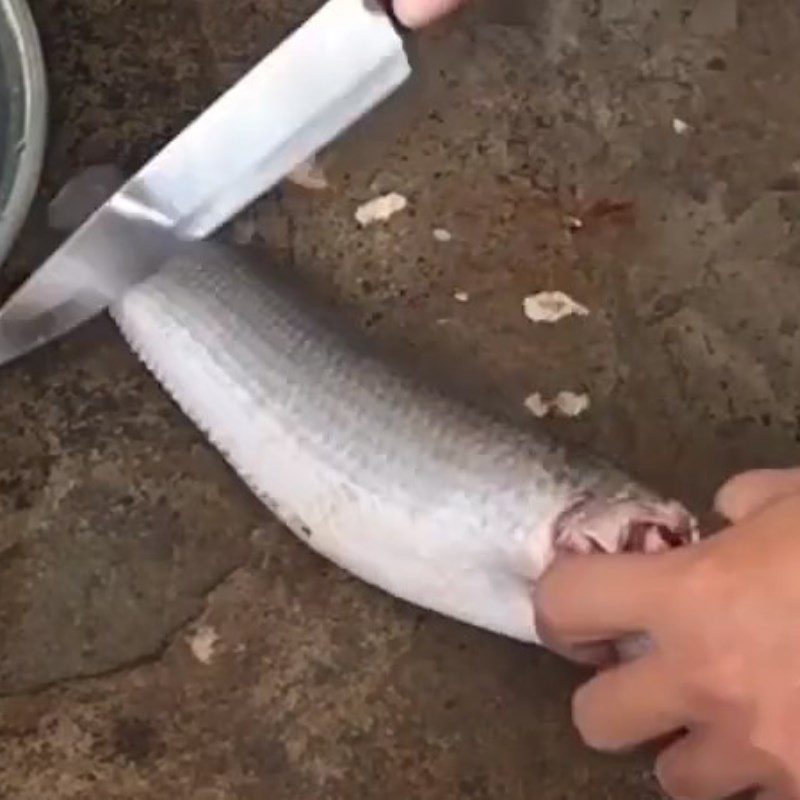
393,0,466,27
714,468,800,522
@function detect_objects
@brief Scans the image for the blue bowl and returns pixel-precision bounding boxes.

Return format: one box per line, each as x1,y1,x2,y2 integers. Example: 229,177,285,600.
0,0,46,267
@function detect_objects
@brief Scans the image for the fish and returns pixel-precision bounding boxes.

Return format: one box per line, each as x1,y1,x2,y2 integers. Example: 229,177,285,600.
110,243,697,645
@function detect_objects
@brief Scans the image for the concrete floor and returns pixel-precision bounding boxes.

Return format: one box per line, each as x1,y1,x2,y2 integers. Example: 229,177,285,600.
2,0,800,796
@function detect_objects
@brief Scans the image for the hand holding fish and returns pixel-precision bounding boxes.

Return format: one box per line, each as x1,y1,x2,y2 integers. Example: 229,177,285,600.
536,469,800,800
393,0,466,27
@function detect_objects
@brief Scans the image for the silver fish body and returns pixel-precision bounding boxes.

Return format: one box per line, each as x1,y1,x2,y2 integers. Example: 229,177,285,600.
112,245,694,644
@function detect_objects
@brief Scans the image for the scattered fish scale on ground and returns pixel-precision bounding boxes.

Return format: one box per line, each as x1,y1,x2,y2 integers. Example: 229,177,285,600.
355,192,409,227
523,291,590,324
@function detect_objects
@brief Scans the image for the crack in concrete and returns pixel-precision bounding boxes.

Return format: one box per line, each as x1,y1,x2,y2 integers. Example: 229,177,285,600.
0,562,248,699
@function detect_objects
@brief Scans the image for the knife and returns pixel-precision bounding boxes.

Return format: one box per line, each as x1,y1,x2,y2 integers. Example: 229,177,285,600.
0,0,411,366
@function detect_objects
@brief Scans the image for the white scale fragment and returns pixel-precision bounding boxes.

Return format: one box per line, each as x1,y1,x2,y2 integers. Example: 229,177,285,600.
554,391,591,417
286,156,329,190
672,118,691,135
187,625,219,665
524,393,551,419
355,192,408,227
433,228,453,242
523,291,590,324
525,391,591,419
454,291,470,303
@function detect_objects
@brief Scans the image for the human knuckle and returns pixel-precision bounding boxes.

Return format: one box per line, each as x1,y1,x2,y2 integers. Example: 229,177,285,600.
534,576,564,632
571,685,610,751
655,750,696,800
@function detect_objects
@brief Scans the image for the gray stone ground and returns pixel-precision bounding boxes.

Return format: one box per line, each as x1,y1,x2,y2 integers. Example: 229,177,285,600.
2,0,800,796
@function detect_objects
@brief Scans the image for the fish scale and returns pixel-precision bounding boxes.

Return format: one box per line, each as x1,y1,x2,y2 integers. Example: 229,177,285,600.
112,244,695,645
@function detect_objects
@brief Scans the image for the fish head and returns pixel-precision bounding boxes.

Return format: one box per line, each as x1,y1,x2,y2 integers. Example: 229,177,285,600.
553,490,698,557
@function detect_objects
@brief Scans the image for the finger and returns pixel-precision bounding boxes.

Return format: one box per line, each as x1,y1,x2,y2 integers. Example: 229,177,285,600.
755,773,800,800
755,791,791,800
755,789,796,800
393,0,466,27
656,731,766,800
714,468,800,523
572,655,688,752
535,552,676,645
542,635,618,668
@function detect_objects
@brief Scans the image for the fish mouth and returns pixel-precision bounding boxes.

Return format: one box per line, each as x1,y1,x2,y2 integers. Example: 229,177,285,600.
542,495,696,662
553,494,698,556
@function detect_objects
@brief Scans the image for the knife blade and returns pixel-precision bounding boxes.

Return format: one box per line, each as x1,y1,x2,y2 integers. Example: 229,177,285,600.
0,0,411,366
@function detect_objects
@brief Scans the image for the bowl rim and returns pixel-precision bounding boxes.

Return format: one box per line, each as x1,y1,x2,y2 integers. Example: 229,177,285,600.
0,0,47,268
